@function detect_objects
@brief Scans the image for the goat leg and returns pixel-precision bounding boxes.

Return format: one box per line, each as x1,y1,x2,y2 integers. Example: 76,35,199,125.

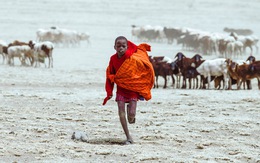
237,79,242,90
195,77,198,89
163,76,167,89
258,78,260,90
171,75,175,88
246,80,251,90
189,78,191,89
182,76,186,89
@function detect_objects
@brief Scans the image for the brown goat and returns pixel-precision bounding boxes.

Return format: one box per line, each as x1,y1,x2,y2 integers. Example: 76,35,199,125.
214,75,250,90
149,56,175,88
248,61,260,89
175,52,203,89
246,56,260,89
8,40,28,47
226,59,260,90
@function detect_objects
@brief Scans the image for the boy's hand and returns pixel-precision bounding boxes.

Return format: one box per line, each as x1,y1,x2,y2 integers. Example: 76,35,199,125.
102,95,112,105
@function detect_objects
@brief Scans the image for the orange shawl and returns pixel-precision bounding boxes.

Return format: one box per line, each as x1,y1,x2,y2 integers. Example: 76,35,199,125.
106,43,154,101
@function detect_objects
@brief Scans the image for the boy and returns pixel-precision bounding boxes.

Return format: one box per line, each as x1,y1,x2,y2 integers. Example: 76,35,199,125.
103,36,154,145
105,36,138,144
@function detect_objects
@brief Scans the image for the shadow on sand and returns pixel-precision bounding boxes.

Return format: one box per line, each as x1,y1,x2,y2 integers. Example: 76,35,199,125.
87,138,125,145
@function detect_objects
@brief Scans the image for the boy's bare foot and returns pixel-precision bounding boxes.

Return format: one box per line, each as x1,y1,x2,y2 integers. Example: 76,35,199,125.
128,116,135,124
124,138,134,145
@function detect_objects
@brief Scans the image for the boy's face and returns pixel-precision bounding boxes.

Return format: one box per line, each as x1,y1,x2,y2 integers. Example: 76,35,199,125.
114,39,128,58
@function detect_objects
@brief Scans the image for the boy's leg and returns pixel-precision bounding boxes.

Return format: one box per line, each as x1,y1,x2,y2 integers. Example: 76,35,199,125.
127,100,137,124
117,101,133,143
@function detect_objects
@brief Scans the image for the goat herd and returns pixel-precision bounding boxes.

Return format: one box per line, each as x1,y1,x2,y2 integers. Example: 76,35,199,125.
0,40,54,68
36,26,90,47
0,27,90,68
1,26,259,91
131,25,259,58
149,52,260,90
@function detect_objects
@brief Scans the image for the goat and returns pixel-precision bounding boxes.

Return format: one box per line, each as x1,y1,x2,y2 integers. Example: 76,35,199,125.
226,59,250,89
225,58,260,90
230,32,259,55
0,40,8,64
170,60,181,88
237,63,260,90
223,27,253,36
216,69,249,90
248,62,260,89
131,25,163,42
36,27,89,47
163,27,182,44
9,40,34,66
7,45,32,66
246,56,260,89
174,52,203,89
183,54,204,89
196,58,229,89
149,56,176,88
214,75,240,89
29,41,54,68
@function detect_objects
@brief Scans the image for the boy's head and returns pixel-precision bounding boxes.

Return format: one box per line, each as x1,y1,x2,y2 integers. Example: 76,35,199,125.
114,36,128,58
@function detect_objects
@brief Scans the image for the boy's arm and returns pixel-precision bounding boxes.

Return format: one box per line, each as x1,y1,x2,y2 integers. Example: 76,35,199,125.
105,74,114,97
103,64,115,105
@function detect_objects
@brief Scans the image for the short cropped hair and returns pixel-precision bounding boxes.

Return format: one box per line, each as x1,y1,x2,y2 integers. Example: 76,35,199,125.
114,36,127,45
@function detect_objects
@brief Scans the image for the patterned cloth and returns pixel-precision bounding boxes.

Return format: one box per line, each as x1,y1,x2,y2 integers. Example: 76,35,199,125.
115,93,138,103
106,43,154,101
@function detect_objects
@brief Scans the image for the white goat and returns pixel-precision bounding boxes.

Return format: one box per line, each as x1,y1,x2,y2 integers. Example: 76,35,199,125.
131,25,163,42
7,45,31,66
230,32,259,55
233,40,244,57
196,58,229,89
